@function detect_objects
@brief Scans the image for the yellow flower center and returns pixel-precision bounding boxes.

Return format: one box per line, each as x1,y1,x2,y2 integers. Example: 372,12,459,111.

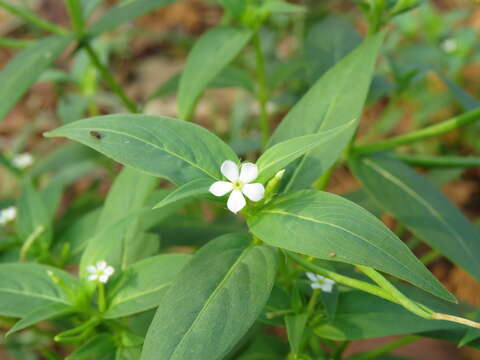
232,180,244,190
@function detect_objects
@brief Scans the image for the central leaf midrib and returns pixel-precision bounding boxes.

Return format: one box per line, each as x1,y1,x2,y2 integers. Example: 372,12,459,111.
259,209,431,289
168,246,252,358
71,127,220,181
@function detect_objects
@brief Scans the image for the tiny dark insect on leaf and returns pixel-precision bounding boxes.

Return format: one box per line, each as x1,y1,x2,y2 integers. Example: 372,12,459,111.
89,131,103,139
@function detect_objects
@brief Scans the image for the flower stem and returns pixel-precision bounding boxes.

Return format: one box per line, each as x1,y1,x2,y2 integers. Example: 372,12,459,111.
97,283,107,313
420,249,441,265
83,42,139,113
65,0,84,36
392,153,480,168
253,33,269,148
353,107,480,155
19,225,45,262
0,1,68,35
351,335,420,360
0,37,34,49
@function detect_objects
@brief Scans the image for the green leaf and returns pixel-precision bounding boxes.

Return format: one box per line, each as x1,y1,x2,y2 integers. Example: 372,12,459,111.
315,290,465,341
45,114,239,185
153,179,212,210
178,26,253,120
141,233,279,360
17,179,52,248
304,16,361,81
259,0,306,14
247,190,454,302
7,303,72,336
0,263,78,317
149,65,254,101
285,313,309,356
89,0,177,37
105,254,192,318
66,334,116,360
0,35,72,122
256,119,357,183
80,167,157,274
268,32,384,191
349,154,480,280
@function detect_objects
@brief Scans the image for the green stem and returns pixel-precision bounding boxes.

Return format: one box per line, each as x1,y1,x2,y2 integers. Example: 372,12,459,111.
420,249,442,266
83,43,139,113
97,282,107,313
253,33,269,148
0,37,33,48
357,266,433,319
65,0,84,36
307,289,320,313
351,335,420,360
286,252,397,303
353,107,480,155
0,1,68,35
19,225,45,262
333,340,350,360
393,154,480,168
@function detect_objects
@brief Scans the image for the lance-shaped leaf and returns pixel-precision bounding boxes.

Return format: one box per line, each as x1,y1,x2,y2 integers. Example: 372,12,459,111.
80,167,158,274
89,0,177,37
178,26,253,120
315,290,466,341
247,190,454,302
153,178,212,210
349,154,480,280
105,254,191,318
0,35,72,122
0,263,80,317
7,303,72,336
256,119,356,183
141,233,279,360
44,114,239,185
268,32,384,191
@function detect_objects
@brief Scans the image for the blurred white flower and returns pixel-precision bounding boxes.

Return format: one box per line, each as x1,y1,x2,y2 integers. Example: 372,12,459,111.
0,206,17,226
441,38,457,53
306,272,335,292
87,261,115,283
12,153,34,169
209,160,265,214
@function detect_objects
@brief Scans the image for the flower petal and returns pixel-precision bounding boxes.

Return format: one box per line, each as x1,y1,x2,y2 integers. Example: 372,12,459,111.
242,183,265,202
209,181,233,197
87,265,97,274
98,275,109,283
96,261,107,270
220,160,239,182
306,272,318,282
311,283,322,290
104,266,115,276
88,274,98,281
227,189,246,214
239,162,258,183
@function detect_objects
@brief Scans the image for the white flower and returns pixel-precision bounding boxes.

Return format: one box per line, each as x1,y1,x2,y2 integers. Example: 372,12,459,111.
87,261,115,283
12,153,34,169
0,206,17,226
209,160,265,214
306,272,335,292
441,38,457,53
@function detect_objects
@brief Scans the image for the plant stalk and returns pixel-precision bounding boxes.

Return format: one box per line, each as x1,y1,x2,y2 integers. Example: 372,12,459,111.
65,0,84,36
0,1,68,35
0,37,33,49
353,107,480,155
253,33,270,148
84,43,139,113
351,335,420,360
393,153,480,168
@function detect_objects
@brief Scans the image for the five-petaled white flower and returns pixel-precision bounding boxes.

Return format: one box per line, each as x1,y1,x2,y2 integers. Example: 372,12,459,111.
209,160,265,214
87,261,115,283
12,153,34,169
0,206,17,226
306,272,335,292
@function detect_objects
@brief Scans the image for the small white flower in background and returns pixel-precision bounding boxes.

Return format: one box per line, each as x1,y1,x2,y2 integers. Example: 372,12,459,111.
87,261,115,283
12,153,34,169
209,160,265,214
306,272,335,292
441,38,457,53
0,206,17,226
